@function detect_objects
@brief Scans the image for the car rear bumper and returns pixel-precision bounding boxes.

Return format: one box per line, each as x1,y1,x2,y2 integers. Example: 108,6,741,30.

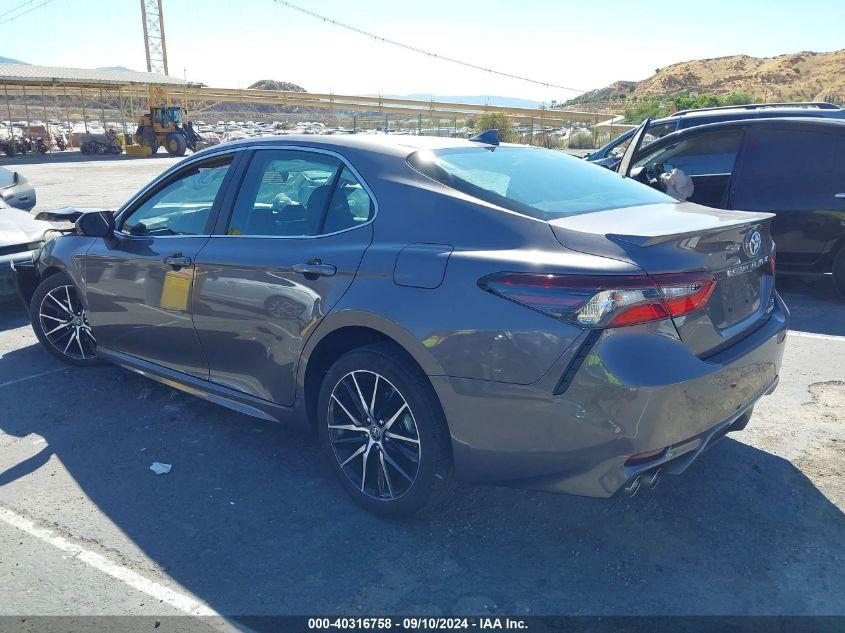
431,293,789,497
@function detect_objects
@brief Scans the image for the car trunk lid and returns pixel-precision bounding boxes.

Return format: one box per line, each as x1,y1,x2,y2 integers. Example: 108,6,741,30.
549,201,776,356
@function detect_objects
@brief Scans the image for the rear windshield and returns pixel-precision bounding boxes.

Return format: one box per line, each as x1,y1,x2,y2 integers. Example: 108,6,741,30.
408,146,672,220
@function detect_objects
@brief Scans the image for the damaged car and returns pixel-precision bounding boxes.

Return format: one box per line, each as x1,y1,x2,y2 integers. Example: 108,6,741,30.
13,133,788,515
0,167,36,211
1,199,52,297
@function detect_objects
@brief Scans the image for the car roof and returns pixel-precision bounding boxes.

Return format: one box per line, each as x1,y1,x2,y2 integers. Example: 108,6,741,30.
191,133,485,162
646,116,845,141
678,106,840,119
669,101,843,117
629,117,845,162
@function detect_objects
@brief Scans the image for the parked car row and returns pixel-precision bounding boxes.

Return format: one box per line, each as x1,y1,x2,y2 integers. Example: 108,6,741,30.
1,120,69,156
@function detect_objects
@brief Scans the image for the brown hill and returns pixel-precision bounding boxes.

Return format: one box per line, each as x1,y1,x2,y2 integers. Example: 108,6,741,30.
248,79,306,92
567,49,845,105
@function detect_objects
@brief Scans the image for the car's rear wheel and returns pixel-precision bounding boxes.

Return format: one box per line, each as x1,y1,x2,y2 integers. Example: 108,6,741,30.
30,272,102,367
833,246,845,298
317,343,454,517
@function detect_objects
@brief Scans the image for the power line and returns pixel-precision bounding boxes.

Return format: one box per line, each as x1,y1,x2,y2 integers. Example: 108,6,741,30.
0,0,38,20
0,0,57,26
271,0,586,94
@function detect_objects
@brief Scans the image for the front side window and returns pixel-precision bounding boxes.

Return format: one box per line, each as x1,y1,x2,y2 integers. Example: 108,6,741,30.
634,130,742,177
409,145,672,220
609,122,675,158
227,150,373,236
121,156,232,236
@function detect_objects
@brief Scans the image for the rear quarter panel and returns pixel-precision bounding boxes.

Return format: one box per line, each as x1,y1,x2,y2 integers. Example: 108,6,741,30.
305,155,642,386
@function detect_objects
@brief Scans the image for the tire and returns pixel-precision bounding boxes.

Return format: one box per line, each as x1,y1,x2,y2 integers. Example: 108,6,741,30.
165,133,187,157
317,342,454,517
833,246,845,298
30,272,103,367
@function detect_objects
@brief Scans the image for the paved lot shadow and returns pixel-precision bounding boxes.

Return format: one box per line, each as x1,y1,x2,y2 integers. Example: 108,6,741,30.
0,339,843,617
0,299,28,332
0,150,188,168
778,275,845,336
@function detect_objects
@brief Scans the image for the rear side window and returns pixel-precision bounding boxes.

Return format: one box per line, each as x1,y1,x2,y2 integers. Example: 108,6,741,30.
322,167,375,234
732,128,839,211
227,150,374,237
408,146,672,220
634,130,742,176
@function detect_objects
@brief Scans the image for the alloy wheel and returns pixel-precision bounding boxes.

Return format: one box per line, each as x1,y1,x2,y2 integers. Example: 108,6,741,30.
327,370,421,500
38,285,96,361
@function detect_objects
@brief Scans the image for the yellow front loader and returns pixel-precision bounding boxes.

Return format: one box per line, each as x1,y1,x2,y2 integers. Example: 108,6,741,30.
134,106,202,156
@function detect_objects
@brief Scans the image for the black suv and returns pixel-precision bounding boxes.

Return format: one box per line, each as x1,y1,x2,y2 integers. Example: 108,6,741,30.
616,117,845,295
588,102,845,167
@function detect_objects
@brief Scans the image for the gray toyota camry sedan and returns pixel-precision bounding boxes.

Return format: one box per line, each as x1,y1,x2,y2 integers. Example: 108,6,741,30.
13,133,788,516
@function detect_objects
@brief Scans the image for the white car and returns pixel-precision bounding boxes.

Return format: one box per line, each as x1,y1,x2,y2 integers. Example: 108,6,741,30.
1,200,52,297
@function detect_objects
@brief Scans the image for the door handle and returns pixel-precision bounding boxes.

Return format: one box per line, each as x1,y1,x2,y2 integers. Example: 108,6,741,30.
835,193,845,199
163,255,192,268
291,260,337,277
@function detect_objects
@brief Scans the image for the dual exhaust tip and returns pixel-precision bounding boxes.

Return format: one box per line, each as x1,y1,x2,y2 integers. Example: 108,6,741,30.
624,469,662,497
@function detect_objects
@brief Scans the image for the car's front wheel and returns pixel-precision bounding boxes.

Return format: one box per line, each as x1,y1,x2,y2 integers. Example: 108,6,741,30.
317,343,454,517
30,272,102,366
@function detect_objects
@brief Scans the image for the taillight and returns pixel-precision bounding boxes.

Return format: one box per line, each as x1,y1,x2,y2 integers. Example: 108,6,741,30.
479,272,715,328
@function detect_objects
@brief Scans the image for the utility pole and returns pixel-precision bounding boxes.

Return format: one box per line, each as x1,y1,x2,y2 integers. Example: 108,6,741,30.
140,0,169,75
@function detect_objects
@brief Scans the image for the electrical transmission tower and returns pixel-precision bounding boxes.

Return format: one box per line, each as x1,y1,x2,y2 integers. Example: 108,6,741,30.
140,0,169,75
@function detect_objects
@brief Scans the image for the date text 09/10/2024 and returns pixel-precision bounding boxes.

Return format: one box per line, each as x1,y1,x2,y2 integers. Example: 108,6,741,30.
307,617,528,630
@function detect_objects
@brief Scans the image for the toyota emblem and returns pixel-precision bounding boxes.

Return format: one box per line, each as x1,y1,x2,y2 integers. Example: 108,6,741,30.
744,230,762,258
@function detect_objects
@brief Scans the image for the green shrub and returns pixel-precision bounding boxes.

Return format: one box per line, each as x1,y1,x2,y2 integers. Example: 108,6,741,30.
472,113,517,142
568,129,595,149
624,92,759,124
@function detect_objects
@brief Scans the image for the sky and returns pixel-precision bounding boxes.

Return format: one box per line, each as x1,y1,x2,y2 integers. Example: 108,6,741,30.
1,0,844,104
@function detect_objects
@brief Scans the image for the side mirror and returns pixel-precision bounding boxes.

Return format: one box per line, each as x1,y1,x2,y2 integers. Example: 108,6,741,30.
12,171,19,185
76,210,115,239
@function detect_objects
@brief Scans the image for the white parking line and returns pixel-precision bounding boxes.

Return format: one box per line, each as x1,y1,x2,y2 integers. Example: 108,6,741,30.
0,505,220,617
788,330,845,342
0,367,67,389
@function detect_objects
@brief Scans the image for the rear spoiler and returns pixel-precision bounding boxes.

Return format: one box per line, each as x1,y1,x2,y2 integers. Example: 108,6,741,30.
608,215,774,247
34,207,112,223
549,203,774,247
